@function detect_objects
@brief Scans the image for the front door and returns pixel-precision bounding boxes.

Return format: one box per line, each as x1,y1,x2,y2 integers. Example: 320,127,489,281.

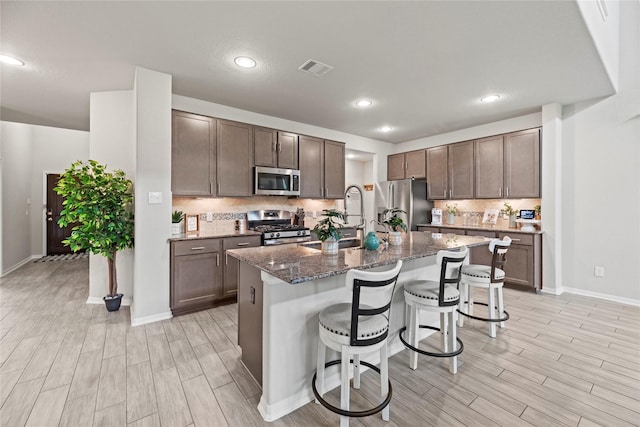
46,173,75,255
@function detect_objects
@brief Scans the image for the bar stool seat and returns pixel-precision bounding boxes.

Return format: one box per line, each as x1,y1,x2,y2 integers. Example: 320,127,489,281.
458,237,511,338
313,260,403,427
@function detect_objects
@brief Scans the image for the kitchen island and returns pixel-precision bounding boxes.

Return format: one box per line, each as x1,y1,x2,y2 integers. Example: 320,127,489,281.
227,232,489,422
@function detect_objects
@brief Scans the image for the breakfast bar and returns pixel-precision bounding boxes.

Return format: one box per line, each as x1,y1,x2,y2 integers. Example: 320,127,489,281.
227,232,489,421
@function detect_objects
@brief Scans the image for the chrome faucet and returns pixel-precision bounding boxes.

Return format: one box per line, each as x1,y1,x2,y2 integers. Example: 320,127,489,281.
344,185,366,248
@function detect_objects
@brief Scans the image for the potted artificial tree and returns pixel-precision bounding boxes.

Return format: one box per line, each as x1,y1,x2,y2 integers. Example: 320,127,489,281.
312,209,345,255
55,160,134,311
171,210,184,234
379,207,407,245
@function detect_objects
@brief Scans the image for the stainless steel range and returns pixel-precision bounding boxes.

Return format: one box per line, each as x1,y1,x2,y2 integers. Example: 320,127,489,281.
246,210,311,246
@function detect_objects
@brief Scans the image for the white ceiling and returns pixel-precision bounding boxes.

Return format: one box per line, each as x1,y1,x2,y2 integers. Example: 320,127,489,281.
1,1,614,143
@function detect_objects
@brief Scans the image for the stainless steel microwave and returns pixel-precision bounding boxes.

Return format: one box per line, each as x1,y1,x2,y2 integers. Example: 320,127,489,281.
254,166,300,196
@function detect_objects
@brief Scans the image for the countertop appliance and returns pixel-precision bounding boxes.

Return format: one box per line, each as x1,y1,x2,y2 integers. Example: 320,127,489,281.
254,166,300,196
374,178,432,232
431,208,443,225
247,210,311,245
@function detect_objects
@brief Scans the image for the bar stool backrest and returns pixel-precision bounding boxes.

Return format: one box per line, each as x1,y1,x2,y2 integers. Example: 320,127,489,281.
488,237,512,284
436,247,469,307
345,260,403,347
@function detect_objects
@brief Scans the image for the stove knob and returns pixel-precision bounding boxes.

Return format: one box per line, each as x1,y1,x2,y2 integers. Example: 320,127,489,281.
275,232,280,238
297,230,303,236
270,233,276,238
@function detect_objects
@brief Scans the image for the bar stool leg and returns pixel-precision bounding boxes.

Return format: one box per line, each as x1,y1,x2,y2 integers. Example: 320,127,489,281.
468,285,474,317
340,347,350,427
457,282,467,328
449,310,457,374
408,304,419,370
353,354,360,389
497,287,506,329
315,339,326,403
441,312,448,354
488,286,496,338
380,341,390,421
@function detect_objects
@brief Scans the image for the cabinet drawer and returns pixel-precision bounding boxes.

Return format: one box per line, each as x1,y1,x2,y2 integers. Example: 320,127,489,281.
443,228,467,236
467,230,497,238
498,232,533,246
418,226,440,233
341,228,357,238
223,236,261,250
173,239,221,256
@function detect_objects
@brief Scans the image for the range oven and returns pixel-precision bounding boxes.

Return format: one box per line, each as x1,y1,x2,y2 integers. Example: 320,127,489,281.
254,166,300,196
247,210,311,245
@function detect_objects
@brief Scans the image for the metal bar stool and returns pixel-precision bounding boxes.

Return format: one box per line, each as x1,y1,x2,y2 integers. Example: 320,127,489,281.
313,260,402,427
457,236,511,338
399,247,468,375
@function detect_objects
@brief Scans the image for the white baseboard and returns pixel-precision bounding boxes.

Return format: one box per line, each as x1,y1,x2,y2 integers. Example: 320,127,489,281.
130,310,173,327
1,255,38,277
559,287,640,307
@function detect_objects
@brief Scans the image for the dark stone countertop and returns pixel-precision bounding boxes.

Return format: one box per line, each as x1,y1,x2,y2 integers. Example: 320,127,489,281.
227,232,489,285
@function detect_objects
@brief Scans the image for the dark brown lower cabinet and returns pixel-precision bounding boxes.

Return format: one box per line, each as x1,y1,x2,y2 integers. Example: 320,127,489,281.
222,236,262,297
170,239,222,315
238,262,263,386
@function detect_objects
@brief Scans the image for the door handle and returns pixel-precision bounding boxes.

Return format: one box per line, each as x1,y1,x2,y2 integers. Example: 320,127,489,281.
236,242,250,246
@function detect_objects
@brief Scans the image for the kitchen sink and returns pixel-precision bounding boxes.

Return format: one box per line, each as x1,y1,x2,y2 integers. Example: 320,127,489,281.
300,238,362,250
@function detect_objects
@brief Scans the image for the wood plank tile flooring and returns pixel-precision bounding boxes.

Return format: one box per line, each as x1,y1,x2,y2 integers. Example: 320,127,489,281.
1,258,639,426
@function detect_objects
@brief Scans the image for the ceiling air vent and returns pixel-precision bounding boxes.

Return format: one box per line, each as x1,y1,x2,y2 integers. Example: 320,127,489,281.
298,59,334,77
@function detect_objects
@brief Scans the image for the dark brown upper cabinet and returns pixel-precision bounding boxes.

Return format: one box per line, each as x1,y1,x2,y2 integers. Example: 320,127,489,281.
387,149,426,181
171,110,216,197
474,135,505,199
299,136,345,199
448,140,474,200
426,145,448,200
254,128,298,169
217,119,254,197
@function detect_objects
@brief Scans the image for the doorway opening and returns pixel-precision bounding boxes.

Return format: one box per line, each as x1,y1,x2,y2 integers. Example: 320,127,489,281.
46,173,78,255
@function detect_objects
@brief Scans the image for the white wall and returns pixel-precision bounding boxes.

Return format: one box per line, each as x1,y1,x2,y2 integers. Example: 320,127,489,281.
30,126,89,257
89,90,135,304
560,0,639,302
132,67,173,326
1,122,33,273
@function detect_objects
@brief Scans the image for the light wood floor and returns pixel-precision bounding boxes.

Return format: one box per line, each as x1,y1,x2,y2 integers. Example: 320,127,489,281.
1,258,639,427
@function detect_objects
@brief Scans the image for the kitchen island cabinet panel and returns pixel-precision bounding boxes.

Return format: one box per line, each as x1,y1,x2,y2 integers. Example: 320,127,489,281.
474,135,505,199
222,236,262,298
504,128,540,198
217,119,254,197
171,111,216,197
448,141,474,199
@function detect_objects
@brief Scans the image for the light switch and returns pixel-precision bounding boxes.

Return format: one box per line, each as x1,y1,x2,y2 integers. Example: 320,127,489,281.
148,192,163,204
206,212,214,222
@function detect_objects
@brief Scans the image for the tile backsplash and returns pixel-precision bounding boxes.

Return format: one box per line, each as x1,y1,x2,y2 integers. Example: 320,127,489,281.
433,198,541,228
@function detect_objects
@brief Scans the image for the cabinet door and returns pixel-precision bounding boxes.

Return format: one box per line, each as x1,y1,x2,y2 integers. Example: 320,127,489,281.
387,153,406,181
467,230,497,265
223,236,261,297
277,132,299,169
171,251,221,312
324,140,345,199
172,111,216,197
254,127,277,167
504,128,540,198
426,146,448,200
448,141,474,199
405,149,426,179
217,120,254,197
417,226,440,233
475,135,504,199
299,135,324,198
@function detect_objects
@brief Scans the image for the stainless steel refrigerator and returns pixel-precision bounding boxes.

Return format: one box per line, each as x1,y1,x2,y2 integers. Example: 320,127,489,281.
374,179,432,232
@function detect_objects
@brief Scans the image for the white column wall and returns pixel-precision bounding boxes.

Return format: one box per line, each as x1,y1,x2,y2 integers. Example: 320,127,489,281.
88,90,135,304
131,67,172,326
0,122,33,274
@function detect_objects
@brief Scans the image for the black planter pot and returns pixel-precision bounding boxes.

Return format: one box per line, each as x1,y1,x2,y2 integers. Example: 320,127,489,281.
103,293,124,312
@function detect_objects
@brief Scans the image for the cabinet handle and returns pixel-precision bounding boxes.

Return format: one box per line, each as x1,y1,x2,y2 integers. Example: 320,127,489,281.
499,187,502,197
225,252,228,265
190,246,205,250
405,161,408,170
216,254,220,266
237,242,250,246
210,182,213,194
444,189,447,198
325,187,328,198
278,142,282,152
506,187,509,197
217,182,220,193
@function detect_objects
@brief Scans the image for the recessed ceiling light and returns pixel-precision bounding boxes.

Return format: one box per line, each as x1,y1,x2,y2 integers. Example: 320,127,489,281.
480,94,501,103
0,54,25,66
355,99,372,108
234,56,256,69
346,154,356,159
380,126,393,133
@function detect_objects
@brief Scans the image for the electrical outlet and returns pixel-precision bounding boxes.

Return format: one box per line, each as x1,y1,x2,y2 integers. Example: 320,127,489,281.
594,266,605,277
312,210,317,218
206,212,213,222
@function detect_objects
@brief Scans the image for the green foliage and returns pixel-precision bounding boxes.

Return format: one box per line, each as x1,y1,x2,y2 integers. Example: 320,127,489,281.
379,207,408,232
312,209,345,242
55,160,134,261
172,210,184,223
534,205,541,214
445,203,458,215
501,202,517,216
